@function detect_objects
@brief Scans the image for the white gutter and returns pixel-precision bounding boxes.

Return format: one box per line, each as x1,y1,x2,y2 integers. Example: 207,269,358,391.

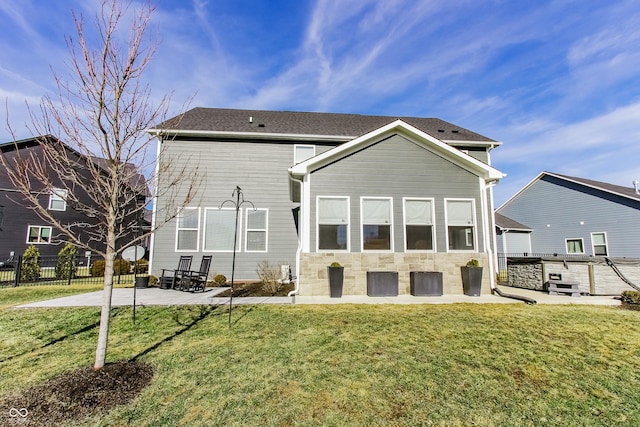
480,178,498,291
288,174,304,300
148,128,352,143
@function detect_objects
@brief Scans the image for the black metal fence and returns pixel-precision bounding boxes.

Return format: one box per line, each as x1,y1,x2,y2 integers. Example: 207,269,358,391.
0,254,145,288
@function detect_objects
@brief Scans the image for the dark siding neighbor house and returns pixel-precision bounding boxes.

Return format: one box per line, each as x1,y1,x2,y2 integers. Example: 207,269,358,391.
0,136,148,258
149,108,504,296
497,172,640,258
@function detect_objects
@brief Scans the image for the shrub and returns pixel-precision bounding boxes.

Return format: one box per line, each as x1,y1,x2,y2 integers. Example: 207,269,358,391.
21,245,41,282
330,262,342,268
55,243,78,280
135,259,149,274
213,274,228,285
148,275,158,286
256,260,281,293
91,258,132,277
466,259,480,267
621,290,640,305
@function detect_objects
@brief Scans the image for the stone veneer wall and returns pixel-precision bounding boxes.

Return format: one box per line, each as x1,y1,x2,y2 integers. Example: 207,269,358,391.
506,257,640,295
298,252,491,296
507,262,543,290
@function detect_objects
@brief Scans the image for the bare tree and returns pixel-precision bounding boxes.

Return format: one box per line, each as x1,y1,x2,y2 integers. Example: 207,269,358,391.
1,0,200,370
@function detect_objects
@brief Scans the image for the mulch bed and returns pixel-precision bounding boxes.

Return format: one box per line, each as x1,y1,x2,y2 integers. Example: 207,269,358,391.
1,361,153,426
215,281,295,297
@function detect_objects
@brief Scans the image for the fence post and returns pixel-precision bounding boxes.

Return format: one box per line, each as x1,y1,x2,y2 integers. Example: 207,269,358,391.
13,255,22,287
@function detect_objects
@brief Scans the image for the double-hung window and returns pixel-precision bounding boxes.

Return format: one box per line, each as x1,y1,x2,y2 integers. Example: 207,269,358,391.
361,197,393,251
27,225,52,244
404,198,434,251
566,238,584,254
446,199,476,251
245,208,268,252
203,208,240,252
175,208,199,251
591,232,608,256
317,197,349,251
48,188,67,211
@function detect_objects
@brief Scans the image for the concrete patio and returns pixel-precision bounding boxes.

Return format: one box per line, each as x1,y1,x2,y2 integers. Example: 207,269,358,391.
14,285,622,308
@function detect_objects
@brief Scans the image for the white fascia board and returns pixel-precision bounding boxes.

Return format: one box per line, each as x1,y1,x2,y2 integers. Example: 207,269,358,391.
443,139,503,149
147,128,353,143
290,120,504,182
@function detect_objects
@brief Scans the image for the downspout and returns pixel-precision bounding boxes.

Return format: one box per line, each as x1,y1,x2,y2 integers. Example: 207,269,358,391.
288,174,304,299
483,179,536,304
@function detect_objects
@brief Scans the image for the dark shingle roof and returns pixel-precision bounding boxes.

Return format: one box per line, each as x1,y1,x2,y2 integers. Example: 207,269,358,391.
154,107,496,142
495,212,532,231
548,172,640,202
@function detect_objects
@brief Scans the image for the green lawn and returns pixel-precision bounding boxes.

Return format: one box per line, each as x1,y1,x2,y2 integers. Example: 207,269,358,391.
2,287,640,426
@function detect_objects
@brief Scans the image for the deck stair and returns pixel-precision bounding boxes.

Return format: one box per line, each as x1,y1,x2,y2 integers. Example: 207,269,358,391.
547,280,581,297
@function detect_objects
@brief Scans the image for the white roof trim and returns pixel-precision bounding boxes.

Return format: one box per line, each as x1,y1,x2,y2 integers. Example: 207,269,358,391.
289,120,504,182
443,139,502,148
148,128,352,142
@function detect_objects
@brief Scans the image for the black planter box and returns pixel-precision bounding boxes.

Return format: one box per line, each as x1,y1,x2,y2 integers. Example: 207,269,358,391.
328,266,344,298
461,267,483,296
367,271,398,297
135,276,149,288
410,271,443,296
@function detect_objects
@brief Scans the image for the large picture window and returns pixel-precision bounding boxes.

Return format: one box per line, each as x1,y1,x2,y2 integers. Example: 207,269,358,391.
404,198,434,251
317,197,349,251
245,209,268,252
48,188,67,211
362,197,392,251
203,208,240,252
175,208,199,251
27,225,52,244
591,232,608,256
446,199,476,251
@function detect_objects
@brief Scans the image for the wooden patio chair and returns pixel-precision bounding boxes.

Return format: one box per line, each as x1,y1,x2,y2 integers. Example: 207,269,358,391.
160,256,193,289
177,256,212,292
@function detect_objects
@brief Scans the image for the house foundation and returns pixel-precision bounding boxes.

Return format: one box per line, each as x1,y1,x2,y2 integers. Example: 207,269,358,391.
299,252,491,296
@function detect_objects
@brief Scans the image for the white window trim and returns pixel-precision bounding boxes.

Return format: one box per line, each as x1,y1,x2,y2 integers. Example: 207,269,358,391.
403,197,436,252
565,237,585,255
245,208,268,253
590,232,608,256
294,144,316,164
360,196,394,253
174,207,200,252
444,198,477,253
316,196,350,253
26,225,52,244
203,207,242,253
48,188,67,211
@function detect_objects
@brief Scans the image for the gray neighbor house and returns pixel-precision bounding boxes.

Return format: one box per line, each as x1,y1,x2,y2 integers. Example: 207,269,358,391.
495,172,640,295
497,172,640,258
149,108,504,296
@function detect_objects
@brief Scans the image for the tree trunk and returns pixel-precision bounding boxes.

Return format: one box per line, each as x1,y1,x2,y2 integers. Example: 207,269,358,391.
94,201,118,370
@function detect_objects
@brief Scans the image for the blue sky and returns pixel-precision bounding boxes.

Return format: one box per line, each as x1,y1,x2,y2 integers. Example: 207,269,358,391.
1,0,639,205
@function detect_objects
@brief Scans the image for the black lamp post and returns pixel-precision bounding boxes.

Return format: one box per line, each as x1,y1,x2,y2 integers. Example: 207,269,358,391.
220,186,254,327
132,194,147,323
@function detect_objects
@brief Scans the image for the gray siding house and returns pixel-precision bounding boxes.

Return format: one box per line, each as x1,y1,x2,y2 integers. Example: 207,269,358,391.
497,172,640,258
149,108,504,296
